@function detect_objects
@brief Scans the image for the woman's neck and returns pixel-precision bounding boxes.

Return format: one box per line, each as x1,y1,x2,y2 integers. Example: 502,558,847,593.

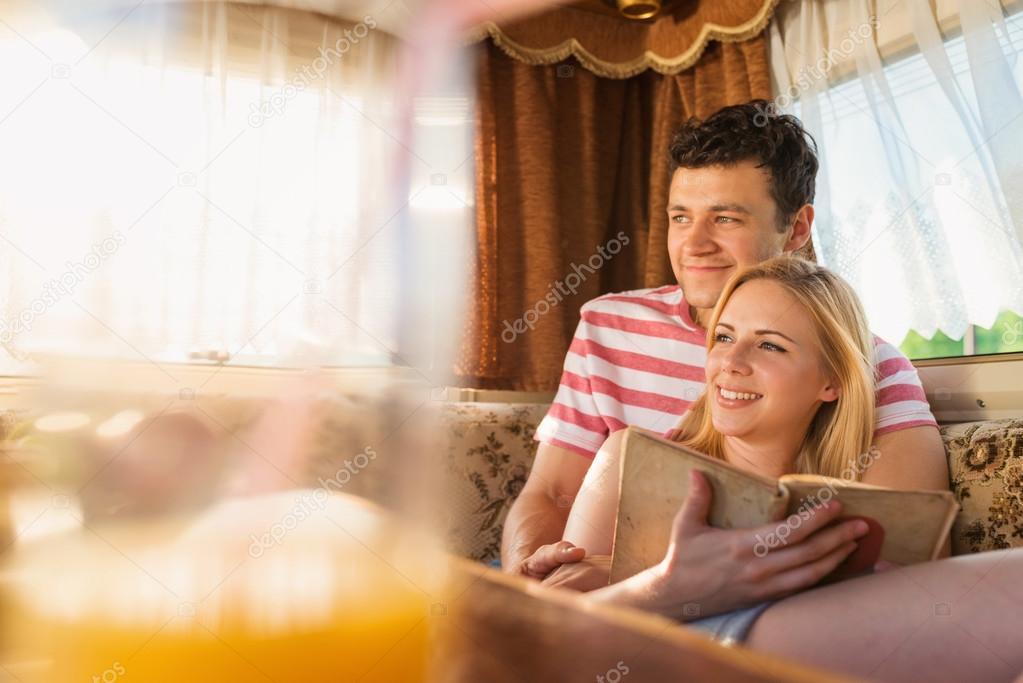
720,433,802,479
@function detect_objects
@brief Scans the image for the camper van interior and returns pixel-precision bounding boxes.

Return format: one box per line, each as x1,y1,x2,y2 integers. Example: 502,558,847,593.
0,0,1022,681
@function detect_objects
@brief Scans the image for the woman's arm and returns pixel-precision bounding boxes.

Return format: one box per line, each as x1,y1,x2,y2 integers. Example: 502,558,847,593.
538,430,625,591
560,429,626,556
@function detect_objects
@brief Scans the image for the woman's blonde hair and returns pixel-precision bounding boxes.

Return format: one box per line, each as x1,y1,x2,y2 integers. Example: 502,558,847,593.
677,255,876,479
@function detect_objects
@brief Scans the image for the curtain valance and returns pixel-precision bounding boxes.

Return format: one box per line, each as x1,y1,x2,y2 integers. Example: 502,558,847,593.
466,0,779,79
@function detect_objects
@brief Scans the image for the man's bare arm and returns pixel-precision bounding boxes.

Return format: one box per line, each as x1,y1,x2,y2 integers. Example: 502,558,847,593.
863,425,952,558
862,425,949,491
500,441,592,574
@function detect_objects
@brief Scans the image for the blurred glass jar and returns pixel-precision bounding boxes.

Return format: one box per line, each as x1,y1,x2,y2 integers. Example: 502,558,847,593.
0,375,450,682
2,489,442,682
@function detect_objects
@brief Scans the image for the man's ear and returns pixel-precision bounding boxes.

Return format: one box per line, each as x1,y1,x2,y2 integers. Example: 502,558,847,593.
783,204,814,253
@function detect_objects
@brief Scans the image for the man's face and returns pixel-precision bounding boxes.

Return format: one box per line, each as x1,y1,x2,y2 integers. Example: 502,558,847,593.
666,161,795,324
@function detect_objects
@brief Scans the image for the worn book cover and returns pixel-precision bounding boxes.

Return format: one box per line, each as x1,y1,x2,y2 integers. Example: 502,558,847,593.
610,427,959,584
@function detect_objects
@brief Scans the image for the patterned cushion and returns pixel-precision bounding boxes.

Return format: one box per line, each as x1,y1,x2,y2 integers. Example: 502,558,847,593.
941,419,1023,554
440,403,548,564
441,406,1023,563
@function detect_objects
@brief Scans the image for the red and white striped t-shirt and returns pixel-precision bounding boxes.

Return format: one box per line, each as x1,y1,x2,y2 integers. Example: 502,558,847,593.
536,284,937,459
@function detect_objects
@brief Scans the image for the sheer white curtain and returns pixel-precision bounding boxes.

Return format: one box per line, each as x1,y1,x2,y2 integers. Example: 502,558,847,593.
0,1,474,374
769,0,1023,345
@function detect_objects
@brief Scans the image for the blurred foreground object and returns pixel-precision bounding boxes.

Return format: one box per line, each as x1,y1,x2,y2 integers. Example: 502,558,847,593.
0,361,449,681
78,411,223,519
3,491,443,682
432,558,853,682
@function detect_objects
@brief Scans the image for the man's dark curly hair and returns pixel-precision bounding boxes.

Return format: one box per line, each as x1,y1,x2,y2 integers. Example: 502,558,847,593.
668,100,819,227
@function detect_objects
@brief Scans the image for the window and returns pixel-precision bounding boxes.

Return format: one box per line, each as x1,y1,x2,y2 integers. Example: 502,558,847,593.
776,4,1023,362
0,4,473,375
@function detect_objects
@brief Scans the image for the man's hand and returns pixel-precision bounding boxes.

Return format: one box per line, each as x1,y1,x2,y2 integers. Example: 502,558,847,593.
500,442,591,573
514,540,586,579
541,553,611,592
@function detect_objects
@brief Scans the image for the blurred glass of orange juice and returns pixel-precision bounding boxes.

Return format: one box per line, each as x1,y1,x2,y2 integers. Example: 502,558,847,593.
2,491,443,682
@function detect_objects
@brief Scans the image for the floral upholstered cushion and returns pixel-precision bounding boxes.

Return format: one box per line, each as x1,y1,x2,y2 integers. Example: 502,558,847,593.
941,419,1023,554
441,406,1023,563
440,403,550,564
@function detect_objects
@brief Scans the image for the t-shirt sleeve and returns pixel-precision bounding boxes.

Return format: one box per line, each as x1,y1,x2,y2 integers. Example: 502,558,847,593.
534,315,611,460
872,336,938,437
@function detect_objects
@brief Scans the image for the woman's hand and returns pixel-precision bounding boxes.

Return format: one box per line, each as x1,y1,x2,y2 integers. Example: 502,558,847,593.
654,470,869,619
588,470,869,620
664,414,689,442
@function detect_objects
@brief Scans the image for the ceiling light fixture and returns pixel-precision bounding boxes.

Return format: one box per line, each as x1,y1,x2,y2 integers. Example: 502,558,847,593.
616,0,661,19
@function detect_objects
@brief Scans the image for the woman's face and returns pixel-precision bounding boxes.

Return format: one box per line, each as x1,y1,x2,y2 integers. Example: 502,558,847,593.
705,279,839,440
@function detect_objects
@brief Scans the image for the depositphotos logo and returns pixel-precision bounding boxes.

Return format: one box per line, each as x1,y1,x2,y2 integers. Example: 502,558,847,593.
501,231,630,343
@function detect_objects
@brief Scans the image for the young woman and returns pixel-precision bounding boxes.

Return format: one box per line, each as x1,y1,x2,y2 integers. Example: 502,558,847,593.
555,256,1022,682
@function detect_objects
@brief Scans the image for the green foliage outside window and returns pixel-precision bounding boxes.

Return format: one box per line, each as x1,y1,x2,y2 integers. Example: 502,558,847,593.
900,310,1023,360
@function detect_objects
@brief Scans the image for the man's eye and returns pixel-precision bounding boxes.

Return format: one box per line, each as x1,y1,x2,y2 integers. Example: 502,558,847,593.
671,215,691,224
716,216,739,223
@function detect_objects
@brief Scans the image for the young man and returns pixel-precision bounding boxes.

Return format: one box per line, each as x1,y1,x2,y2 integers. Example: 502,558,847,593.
501,100,949,587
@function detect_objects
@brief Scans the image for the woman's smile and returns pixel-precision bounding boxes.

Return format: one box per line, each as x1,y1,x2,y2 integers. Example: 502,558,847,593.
715,384,764,408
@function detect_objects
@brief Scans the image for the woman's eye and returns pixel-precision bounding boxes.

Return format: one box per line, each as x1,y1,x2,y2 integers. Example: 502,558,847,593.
714,333,732,343
760,341,786,352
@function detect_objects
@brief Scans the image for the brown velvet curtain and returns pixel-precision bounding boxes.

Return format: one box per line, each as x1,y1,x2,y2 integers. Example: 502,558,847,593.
456,34,773,391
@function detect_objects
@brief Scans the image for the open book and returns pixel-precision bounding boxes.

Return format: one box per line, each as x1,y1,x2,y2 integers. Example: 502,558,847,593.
609,427,959,584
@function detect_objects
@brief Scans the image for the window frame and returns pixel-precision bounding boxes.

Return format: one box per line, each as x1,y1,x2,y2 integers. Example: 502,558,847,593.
915,352,1023,421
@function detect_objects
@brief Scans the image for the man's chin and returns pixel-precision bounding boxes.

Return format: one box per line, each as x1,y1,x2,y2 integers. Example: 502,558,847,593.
678,284,724,311
680,268,733,293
